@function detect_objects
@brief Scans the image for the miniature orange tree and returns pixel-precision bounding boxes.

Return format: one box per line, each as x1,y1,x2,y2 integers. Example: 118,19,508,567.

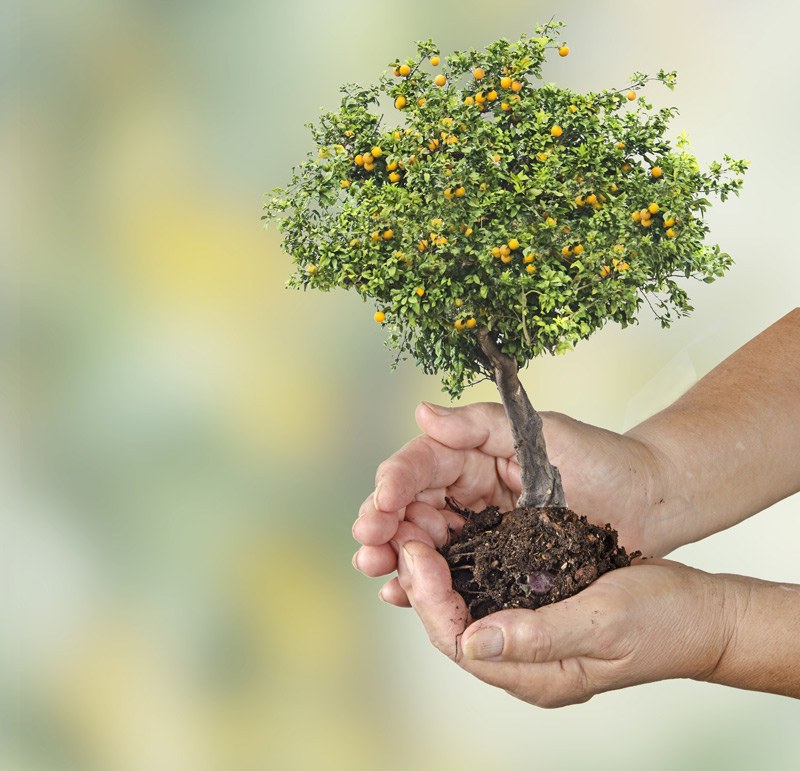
264,20,747,510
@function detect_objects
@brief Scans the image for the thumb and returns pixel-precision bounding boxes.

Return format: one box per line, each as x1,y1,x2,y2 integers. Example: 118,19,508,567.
461,596,609,664
415,401,515,457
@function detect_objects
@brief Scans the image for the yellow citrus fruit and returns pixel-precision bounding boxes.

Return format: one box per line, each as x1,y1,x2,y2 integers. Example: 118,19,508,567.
383,229,394,240
475,91,486,104
500,76,512,89
558,45,570,57
417,97,426,107
500,245,511,257
340,179,350,188
627,90,636,101
648,202,659,214
508,238,520,251
354,154,364,166
523,253,535,264
663,216,675,227
444,188,454,199
573,244,584,255
551,125,563,137
371,147,382,158
585,193,598,205
642,219,653,228
454,298,464,307
307,264,317,274
399,64,411,77
501,102,511,111
666,228,677,238
465,317,477,329
575,195,585,206
430,55,440,66
434,74,447,87
511,80,523,92
474,67,486,80
418,239,428,251
492,153,501,162
487,90,498,101
455,186,466,197
561,245,573,257
536,152,548,162
491,246,502,258
363,162,375,171
415,287,425,296
464,95,475,105
545,217,557,227
599,265,611,277
394,96,407,109
569,104,578,113
501,255,512,264
374,311,385,323
386,160,398,171
526,264,536,274
615,141,625,149
454,319,465,331
651,166,663,178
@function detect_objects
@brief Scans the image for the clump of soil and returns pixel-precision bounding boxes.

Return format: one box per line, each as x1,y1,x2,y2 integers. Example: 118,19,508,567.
440,499,640,620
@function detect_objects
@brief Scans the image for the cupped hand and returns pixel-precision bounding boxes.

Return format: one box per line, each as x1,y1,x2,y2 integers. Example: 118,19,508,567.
396,540,733,708
352,401,670,605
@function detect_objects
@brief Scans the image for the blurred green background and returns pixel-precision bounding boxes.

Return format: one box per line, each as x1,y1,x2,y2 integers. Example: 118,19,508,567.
8,1,799,769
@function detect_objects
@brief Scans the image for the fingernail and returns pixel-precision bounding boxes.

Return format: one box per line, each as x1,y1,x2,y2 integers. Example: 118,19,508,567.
422,401,452,417
373,482,384,511
464,626,504,660
351,550,362,571
378,584,391,603
401,545,415,577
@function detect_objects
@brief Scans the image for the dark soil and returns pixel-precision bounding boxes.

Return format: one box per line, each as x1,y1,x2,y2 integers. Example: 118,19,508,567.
440,499,640,620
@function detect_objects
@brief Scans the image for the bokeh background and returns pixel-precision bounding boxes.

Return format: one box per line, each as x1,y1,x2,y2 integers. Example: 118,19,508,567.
8,0,800,769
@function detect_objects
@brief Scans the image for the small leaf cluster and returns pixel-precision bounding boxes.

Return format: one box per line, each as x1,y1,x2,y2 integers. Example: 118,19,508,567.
264,21,747,398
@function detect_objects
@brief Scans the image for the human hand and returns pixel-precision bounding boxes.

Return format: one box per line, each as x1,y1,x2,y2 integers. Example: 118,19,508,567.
396,540,733,707
352,401,671,606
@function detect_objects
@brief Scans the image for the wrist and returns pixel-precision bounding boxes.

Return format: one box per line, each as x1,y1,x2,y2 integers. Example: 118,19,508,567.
623,424,692,556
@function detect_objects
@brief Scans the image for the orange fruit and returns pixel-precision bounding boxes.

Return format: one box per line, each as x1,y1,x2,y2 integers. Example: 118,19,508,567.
523,253,535,264
374,311,385,323
371,146,382,158
454,319,465,331
394,95,407,109
627,90,636,101
648,202,659,215
444,188,454,199
585,193,597,205
508,238,520,251
536,152,548,162
386,159,398,171
491,246,502,258
363,162,375,171
575,195,585,206
599,265,611,278
500,76,512,89
430,55,440,66
417,97,426,107
666,228,677,238
455,186,466,197
573,244,584,255
663,216,675,228
561,245,572,257
465,317,477,329
417,239,429,251
487,90,498,101
354,154,364,166
500,244,511,257
474,67,486,80
551,125,563,137
340,179,351,188
415,287,425,296
501,103,511,111
464,95,475,105
501,254,512,264
383,229,394,240
492,153,501,162
651,166,663,178
399,64,411,77
526,264,536,274
558,45,570,57
615,141,625,149
511,80,523,92
434,74,447,87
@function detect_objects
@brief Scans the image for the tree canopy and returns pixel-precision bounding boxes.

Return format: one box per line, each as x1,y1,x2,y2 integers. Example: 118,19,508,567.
264,20,747,398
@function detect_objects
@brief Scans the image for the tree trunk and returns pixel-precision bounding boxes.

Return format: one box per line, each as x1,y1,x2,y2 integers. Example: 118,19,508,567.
477,327,566,508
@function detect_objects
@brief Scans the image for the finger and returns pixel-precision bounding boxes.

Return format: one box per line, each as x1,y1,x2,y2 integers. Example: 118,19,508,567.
405,501,451,548
397,540,469,660
352,501,404,547
416,401,515,457
461,595,607,664
378,577,410,607
374,435,467,513
353,543,397,578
